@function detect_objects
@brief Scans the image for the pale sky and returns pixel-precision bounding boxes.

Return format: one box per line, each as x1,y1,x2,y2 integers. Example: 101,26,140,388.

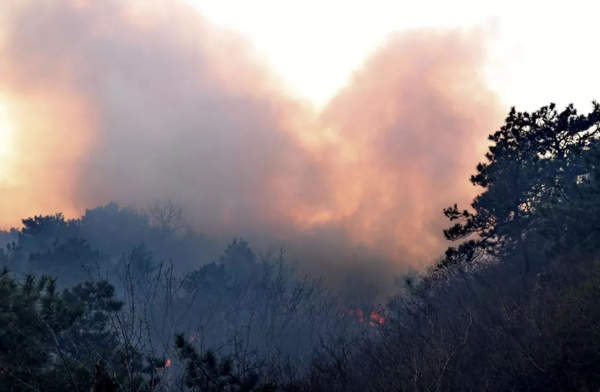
190,0,600,111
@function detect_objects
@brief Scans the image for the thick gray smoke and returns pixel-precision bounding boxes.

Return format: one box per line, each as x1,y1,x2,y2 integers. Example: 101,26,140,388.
0,0,502,295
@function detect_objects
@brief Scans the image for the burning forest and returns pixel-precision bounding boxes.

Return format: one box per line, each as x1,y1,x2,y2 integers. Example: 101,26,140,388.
1,0,600,391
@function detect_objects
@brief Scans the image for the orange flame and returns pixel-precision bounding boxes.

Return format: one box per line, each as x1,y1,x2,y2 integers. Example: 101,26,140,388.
368,311,385,326
156,358,171,370
350,308,385,326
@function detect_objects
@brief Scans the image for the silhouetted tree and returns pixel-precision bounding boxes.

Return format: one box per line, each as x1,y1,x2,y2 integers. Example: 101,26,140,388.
442,102,600,270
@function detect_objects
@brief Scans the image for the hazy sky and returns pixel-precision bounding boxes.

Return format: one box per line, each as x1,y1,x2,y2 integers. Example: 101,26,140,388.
191,0,600,109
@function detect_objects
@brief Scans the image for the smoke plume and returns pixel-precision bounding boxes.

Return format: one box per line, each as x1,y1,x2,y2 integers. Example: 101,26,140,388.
0,0,502,291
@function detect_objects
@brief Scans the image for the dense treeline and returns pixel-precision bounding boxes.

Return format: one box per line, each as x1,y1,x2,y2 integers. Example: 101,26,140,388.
1,102,600,390
0,205,362,390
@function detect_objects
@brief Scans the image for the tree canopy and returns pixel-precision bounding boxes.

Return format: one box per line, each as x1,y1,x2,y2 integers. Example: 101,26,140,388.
442,102,600,270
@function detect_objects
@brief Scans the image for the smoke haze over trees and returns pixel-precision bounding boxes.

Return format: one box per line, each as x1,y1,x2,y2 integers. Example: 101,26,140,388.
0,0,501,284
2,102,600,391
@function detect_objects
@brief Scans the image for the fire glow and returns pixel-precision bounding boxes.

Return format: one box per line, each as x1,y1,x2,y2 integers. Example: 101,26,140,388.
351,308,386,326
156,358,171,370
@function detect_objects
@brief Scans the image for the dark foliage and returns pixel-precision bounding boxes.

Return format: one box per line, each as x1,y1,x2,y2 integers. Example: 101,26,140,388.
0,270,155,391
175,333,276,392
442,102,600,270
